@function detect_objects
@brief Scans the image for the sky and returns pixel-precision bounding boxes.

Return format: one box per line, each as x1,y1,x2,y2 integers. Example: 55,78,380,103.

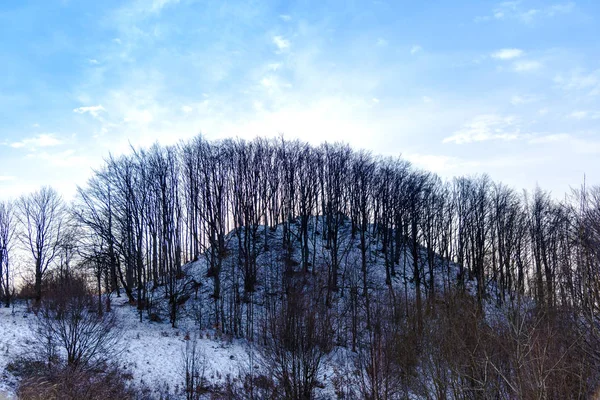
0,0,599,200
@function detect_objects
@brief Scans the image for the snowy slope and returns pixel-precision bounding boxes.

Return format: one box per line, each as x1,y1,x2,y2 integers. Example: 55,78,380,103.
0,298,251,399
0,217,511,399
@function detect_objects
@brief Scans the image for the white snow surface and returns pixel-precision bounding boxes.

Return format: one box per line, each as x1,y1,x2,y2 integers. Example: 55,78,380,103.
0,297,251,399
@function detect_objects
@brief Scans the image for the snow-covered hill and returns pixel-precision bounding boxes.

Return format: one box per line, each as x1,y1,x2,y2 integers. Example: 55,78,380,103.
0,217,508,399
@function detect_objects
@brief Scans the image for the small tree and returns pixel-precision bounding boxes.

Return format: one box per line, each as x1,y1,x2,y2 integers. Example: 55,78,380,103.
0,200,16,307
262,286,332,399
182,333,207,400
34,274,121,371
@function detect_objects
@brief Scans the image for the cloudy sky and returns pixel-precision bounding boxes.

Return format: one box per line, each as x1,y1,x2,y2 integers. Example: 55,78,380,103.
1,0,599,199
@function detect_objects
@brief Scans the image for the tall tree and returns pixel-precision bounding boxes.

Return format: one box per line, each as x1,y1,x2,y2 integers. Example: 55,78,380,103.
17,186,66,303
0,200,16,307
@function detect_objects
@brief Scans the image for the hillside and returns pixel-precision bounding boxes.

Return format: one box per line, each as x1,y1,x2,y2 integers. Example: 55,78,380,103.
2,136,598,399
0,217,470,399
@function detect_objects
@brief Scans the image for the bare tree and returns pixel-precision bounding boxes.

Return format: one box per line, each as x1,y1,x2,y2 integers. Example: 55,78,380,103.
181,333,207,400
34,274,122,371
0,200,16,307
262,285,332,400
17,186,66,303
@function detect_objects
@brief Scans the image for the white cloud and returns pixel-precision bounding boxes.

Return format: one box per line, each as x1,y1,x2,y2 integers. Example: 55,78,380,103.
279,14,291,21
546,2,576,16
518,9,539,23
568,110,600,120
477,2,574,23
181,105,194,113
88,59,99,65
260,77,276,88
555,69,600,96
9,134,63,149
410,45,422,55
491,48,524,60
73,105,106,118
513,60,542,72
272,36,290,52
0,176,15,182
569,110,588,120
444,114,520,144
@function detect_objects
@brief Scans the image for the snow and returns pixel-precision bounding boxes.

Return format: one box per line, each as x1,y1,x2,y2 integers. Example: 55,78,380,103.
0,298,250,399
0,305,35,399
0,217,515,398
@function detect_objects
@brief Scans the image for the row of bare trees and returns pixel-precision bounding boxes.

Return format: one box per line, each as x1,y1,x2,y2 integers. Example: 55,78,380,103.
4,135,600,397
4,136,598,332
0,186,71,307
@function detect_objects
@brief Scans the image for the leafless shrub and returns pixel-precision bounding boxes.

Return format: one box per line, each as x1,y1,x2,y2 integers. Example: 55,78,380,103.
355,295,418,399
182,333,208,400
32,274,122,371
17,364,135,400
260,286,333,400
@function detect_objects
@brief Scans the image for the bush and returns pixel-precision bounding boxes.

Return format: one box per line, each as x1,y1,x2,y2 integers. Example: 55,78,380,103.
17,364,135,400
32,273,121,371
12,272,134,399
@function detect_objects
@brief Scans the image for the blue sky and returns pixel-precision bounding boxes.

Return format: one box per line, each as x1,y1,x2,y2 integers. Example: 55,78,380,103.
1,0,599,199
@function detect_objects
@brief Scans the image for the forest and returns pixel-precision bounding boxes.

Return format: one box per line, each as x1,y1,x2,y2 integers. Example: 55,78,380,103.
1,135,600,399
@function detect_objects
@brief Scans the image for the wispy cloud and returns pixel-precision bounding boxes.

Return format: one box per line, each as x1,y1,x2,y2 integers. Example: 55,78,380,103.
444,114,521,144
492,48,524,60
476,1,575,23
569,110,588,119
273,35,290,52
555,69,600,96
9,134,63,149
0,0,597,200
73,105,106,118
547,2,576,16
0,176,16,182
568,110,600,120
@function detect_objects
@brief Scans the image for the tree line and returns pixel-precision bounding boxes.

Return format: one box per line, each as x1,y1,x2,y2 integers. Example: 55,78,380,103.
2,135,600,398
